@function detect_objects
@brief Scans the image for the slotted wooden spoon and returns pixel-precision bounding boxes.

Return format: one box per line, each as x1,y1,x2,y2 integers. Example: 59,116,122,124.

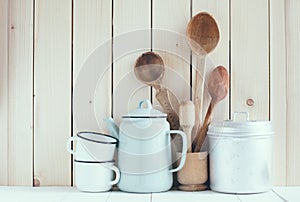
134,52,180,130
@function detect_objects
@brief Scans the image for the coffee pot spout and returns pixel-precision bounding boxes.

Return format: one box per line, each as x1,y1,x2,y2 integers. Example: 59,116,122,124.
104,117,119,139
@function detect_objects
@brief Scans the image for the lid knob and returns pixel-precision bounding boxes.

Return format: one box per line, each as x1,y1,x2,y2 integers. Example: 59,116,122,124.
138,100,152,109
233,112,249,121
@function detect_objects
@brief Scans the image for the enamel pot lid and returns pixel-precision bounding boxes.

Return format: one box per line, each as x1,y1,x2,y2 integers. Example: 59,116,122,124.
208,112,274,137
122,99,167,118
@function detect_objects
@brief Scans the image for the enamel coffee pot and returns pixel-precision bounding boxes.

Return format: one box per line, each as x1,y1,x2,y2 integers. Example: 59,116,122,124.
105,100,187,193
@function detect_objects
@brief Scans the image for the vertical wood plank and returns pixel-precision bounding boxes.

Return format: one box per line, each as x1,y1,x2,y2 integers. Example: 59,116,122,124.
73,0,112,185
73,0,112,133
152,0,191,106
286,0,300,185
192,0,230,123
8,0,33,185
0,0,9,185
270,0,287,185
231,0,269,120
113,0,151,124
34,0,71,185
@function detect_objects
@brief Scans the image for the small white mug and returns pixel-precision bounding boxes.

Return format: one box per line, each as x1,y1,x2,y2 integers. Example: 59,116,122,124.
66,131,118,161
75,160,120,192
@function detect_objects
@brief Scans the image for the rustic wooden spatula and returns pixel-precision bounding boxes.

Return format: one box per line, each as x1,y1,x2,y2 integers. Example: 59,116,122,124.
134,52,180,130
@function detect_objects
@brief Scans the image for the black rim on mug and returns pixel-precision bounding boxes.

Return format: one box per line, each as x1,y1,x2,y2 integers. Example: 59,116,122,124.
77,131,118,145
74,159,115,164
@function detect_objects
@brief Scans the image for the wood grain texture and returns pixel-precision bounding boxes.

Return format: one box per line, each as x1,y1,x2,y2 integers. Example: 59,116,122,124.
113,0,151,124
270,0,287,185
0,0,9,185
34,0,71,185
231,0,269,120
73,0,112,134
73,0,112,186
286,0,300,185
8,0,33,185
152,0,191,107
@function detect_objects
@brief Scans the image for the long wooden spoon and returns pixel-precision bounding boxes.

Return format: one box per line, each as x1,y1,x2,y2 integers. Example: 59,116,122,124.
134,52,180,130
186,12,220,141
193,66,229,152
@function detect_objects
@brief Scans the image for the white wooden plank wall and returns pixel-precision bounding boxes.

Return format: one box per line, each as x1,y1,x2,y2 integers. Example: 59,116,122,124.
152,0,190,105
113,0,151,124
270,0,287,185
0,0,9,185
231,0,269,120
0,0,300,186
34,0,72,186
73,0,112,135
286,0,300,185
8,0,33,185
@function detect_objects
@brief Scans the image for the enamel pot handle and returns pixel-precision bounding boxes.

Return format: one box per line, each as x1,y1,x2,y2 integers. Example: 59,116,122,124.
168,130,187,173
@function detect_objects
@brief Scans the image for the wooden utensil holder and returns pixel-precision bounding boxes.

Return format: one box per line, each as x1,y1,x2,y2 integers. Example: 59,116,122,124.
176,152,208,191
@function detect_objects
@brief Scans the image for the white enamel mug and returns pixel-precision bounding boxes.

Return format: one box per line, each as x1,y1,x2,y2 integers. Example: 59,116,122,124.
75,160,120,192
66,131,118,161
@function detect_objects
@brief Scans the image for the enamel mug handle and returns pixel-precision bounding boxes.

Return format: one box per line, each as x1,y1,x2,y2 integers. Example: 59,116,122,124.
168,130,187,173
66,136,76,155
110,165,120,185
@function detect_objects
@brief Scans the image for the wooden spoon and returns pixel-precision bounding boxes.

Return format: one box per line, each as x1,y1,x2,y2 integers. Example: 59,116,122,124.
186,12,220,141
193,66,229,152
134,52,180,130
179,100,195,153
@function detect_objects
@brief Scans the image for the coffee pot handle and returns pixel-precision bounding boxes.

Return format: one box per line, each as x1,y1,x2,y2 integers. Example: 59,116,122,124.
168,130,187,173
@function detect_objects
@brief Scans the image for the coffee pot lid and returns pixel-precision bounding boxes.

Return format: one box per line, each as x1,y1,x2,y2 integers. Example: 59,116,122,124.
122,100,167,118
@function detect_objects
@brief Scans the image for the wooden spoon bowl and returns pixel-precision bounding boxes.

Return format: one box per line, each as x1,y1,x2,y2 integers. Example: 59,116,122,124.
134,52,164,85
187,12,220,56
208,66,229,102
134,52,180,130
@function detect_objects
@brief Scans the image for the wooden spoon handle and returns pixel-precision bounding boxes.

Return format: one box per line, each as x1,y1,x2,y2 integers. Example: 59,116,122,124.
193,102,215,152
179,101,195,153
193,56,206,141
183,126,192,153
156,88,180,130
168,90,180,116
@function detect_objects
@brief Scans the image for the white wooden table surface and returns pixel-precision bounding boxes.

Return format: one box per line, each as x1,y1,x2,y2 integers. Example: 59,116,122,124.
0,187,299,202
